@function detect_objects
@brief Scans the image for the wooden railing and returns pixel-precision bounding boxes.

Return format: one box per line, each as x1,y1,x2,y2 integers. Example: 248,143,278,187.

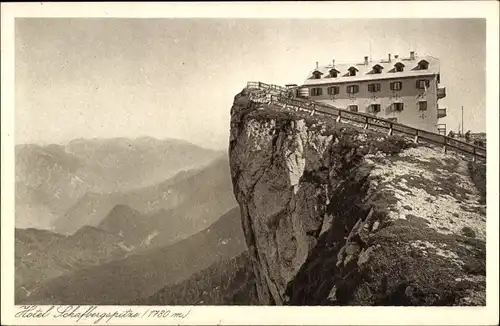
246,81,486,162
247,81,288,94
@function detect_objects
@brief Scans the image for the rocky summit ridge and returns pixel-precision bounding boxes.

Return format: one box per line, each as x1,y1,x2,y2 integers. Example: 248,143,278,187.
228,88,486,306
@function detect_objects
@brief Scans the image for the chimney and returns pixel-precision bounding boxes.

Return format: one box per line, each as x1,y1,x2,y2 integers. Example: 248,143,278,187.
364,56,369,65
388,53,392,62
316,61,319,69
410,51,415,60
332,59,335,68
394,54,399,59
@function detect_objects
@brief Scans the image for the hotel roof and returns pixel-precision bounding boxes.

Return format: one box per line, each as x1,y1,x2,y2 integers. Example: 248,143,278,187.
303,55,440,86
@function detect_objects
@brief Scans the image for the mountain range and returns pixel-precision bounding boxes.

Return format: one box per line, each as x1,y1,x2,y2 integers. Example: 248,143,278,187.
15,226,131,293
17,207,246,305
55,154,236,239
15,137,222,230
137,250,259,305
15,137,250,305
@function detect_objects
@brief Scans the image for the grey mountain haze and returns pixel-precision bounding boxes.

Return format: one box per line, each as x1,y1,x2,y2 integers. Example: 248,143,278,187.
15,137,223,229
17,207,245,305
15,142,242,305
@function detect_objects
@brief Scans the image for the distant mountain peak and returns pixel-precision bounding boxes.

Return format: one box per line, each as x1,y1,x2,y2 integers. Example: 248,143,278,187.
107,204,141,216
72,225,107,236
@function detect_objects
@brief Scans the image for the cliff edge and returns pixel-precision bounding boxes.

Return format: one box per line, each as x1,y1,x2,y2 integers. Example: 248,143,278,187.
228,89,486,306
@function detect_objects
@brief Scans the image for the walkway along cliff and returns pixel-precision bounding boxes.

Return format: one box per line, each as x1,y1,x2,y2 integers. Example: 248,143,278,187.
228,83,486,305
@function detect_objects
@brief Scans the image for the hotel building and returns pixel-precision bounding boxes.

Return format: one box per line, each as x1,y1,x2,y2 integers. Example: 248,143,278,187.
298,51,447,134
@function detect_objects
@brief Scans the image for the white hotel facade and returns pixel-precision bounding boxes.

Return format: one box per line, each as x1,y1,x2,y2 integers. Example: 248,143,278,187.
298,51,447,134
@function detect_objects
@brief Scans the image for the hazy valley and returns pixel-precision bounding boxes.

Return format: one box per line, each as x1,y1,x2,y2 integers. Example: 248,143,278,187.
15,137,248,305
15,137,223,230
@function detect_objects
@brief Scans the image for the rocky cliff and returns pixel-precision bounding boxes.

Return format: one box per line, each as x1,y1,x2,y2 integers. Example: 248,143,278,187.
228,89,486,306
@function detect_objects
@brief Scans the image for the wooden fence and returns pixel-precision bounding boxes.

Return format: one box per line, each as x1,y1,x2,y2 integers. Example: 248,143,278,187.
247,81,288,94
246,81,486,162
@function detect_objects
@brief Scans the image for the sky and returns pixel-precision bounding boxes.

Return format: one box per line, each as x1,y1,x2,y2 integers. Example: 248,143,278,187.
15,18,486,150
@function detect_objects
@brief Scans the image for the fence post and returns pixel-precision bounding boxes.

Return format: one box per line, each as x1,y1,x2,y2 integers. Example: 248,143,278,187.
414,130,419,144
336,111,341,123
473,147,476,163
388,123,393,136
443,137,447,153
364,116,368,130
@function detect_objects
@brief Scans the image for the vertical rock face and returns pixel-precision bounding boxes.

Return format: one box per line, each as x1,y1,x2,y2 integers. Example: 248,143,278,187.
229,90,486,306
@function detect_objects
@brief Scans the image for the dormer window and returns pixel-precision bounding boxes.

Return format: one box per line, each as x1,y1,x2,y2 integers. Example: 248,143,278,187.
348,66,358,76
312,70,323,79
417,60,429,70
372,64,383,74
329,68,340,78
394,62,405,72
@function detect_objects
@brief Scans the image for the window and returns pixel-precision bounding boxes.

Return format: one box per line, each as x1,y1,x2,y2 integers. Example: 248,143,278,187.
368,104,381,113
310,87,323,96
312,71,322,79
368,83,381,92
416,79,430,89
393,102,404,112
419,101,428,111
329,70,338,78
418,60,429,70
390,81,403,91
348,105,358,112
348,67,358,76
388,117,398,122
395,63,404,72
346,85,359,94
372,64,383,74
327,86,339,95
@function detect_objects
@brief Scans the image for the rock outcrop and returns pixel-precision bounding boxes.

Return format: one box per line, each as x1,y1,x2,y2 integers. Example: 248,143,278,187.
228,89,486,306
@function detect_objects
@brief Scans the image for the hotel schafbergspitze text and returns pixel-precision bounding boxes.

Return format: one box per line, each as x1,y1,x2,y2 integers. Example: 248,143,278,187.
15,305,192,324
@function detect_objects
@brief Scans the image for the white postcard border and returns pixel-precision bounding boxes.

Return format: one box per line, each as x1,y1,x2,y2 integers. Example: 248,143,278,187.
1,2,499,325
